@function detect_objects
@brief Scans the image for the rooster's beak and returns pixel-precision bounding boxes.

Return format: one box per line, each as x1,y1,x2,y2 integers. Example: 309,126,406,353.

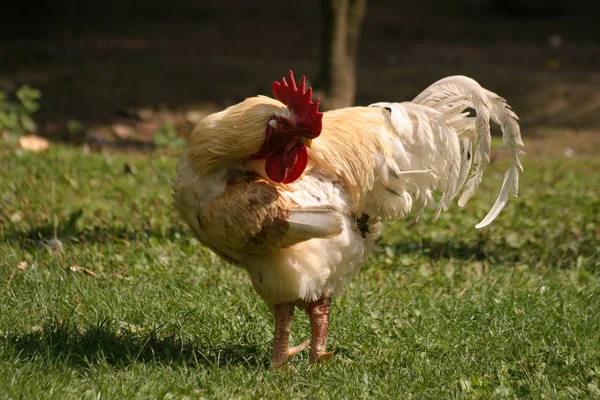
302,138,312,148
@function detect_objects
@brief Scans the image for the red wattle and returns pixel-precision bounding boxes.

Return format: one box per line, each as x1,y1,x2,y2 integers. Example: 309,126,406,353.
264,142,308,184
282,143,308,183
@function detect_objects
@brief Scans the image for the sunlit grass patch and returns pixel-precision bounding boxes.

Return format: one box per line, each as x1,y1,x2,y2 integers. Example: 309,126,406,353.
1,145,599,398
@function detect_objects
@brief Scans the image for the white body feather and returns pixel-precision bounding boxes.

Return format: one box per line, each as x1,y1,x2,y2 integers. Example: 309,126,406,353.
252,175,377,303
173,161,377,304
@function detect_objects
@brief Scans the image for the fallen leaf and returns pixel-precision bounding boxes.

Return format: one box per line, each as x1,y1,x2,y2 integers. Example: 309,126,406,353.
69,265,99,277
136,107,154,121
19,135,50,152
9,212,22,223
17,261,28,270
185,110,209,124
112,123,135,139
123,162,137,175
37,238,63,253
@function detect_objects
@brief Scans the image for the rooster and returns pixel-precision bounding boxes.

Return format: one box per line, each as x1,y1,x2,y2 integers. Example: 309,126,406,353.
172,71,524,368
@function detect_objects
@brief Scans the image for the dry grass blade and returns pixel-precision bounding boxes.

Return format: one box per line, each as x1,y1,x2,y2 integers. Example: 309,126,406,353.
69,265,100,277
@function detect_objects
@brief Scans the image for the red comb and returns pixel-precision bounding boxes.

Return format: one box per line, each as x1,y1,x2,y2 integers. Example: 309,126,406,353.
272,71,322,139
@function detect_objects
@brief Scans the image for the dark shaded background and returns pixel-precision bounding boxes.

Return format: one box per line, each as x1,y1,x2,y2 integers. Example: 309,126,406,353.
1,0,599,148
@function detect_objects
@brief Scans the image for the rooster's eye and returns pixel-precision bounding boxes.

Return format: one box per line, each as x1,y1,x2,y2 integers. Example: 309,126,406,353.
282,120,290,129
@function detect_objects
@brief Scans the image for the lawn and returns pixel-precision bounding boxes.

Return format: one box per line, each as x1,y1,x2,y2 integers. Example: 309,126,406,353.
1,143,599,399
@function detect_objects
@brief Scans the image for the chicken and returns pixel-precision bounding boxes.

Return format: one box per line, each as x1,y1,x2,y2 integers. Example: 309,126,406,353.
172,71,524,368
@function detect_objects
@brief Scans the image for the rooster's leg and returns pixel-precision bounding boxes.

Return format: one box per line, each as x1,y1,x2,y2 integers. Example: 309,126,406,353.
270,302,310,369
307,297,334,364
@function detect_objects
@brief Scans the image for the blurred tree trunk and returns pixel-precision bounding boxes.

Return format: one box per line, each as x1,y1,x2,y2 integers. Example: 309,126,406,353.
315,0,367,110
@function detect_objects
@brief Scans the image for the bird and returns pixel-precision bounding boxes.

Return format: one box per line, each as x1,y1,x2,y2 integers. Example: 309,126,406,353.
172,71,524,368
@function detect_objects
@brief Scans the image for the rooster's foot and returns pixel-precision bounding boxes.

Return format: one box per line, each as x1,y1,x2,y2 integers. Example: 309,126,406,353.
270,339,310,369
270,342,307,369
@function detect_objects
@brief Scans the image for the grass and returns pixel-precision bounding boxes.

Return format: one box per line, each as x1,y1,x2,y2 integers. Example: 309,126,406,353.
1,143,599,399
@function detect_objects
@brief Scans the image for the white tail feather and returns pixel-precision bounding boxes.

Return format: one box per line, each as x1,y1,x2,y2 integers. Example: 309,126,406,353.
370,75,523,227
474,90,524,228
413,76,524,227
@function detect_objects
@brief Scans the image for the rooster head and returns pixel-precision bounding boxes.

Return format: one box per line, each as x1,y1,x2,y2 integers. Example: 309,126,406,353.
251,71,323,184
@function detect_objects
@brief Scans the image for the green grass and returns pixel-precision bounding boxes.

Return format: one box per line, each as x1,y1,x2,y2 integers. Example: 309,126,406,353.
1,143,599,399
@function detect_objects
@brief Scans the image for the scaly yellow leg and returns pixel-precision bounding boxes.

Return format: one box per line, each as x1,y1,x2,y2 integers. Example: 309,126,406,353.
307,297,334,364
270,302,310,369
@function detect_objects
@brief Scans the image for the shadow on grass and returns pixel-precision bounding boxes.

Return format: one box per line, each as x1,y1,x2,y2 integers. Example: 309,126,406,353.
384,237,489,261
7,319,265,369
6,220,515,262
374,230,504,262
3,220,191,249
